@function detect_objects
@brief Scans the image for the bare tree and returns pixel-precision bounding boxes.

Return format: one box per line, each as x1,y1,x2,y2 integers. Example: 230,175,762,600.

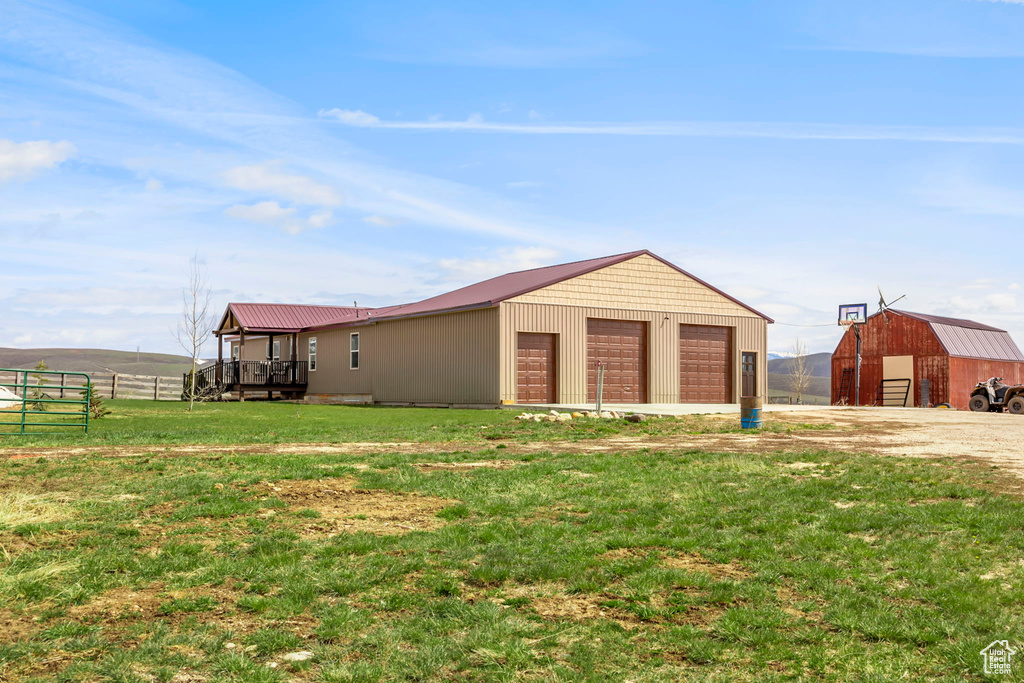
787,339,813,405
175,255,214,411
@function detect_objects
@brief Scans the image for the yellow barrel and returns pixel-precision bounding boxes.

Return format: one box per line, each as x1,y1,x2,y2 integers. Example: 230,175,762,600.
740,396,763,429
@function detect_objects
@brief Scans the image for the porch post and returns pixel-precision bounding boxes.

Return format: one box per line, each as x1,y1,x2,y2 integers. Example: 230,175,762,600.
291,332,298,383
267,334,274,400
238,331,245,402
216,332,223,385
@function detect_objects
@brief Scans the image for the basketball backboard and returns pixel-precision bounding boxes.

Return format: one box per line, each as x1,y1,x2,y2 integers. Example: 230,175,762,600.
838,303,867,326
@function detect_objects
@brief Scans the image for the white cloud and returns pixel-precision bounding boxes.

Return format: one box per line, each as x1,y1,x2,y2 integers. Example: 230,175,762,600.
527,110,546,121
362,215,400,227
225,201,296,224
307,210,335,229
317,108,381,126
506,181,544,189
72,209,103,221
437,246,560,282
145,178,163,191
318,114,1024,146
949,292,1019,314
223,162,342,207
0,139,75,184
224,201,333,234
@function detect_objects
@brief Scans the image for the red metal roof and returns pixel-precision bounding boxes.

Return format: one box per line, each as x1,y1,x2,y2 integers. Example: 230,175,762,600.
223,303,367,333
222,250,773,334
890,309,1005,332
889,309,1024,362
361,250,771,323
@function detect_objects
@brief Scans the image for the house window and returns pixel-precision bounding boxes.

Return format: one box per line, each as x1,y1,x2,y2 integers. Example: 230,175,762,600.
267,340,280,361
232,345,239,361
350,333,360,370
308,337,317,371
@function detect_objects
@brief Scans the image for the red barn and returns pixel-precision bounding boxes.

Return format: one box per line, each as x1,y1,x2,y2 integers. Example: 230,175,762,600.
831,310,1024,409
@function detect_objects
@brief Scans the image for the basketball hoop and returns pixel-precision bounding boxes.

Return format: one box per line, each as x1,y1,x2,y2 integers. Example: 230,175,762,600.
838,303,867,327
836,303,868,407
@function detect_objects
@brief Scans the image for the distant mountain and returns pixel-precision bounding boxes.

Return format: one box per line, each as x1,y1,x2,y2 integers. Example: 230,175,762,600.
767,352,831,378
0,348,196,377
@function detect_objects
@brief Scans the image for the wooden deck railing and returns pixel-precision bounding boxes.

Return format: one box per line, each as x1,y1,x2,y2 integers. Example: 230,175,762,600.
187,361,308,391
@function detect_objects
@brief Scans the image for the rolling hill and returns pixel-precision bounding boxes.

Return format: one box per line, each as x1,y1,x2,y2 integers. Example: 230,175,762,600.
767,352,832,403
767,352,831,378
0,348,197,377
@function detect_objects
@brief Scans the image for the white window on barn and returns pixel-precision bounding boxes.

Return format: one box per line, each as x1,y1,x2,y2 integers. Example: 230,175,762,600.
350,333,360,370
308,337,317,371
232,345,239,361
271,340,281,361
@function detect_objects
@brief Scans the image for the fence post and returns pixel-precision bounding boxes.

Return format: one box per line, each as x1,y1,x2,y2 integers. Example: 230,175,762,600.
60,373,66,399
19,370,28,434
154,376,160,400
111,373,118,400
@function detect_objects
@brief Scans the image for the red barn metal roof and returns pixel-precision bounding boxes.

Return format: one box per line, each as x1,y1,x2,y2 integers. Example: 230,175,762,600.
220,250,773,335
889,309,1024,362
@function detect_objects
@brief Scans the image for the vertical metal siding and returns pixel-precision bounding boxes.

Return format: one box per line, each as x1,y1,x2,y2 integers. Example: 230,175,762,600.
948,357,1024,410
295,308,499,402
500,302,766,403
370,307,500,403
297,326,373,395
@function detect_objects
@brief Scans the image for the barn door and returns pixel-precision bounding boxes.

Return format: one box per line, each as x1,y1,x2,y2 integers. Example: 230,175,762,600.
882,355,914,407
679,324,732,403
587,319,647,403
516,333,557,403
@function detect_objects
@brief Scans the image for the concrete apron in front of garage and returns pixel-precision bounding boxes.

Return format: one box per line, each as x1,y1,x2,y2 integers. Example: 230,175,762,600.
507,403,839,417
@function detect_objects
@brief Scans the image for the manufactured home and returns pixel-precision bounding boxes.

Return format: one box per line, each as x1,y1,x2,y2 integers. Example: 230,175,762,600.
206,250,772,407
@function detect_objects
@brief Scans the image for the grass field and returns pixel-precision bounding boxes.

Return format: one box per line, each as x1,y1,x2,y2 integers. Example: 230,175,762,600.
0,400,829,446
1,402,1022,681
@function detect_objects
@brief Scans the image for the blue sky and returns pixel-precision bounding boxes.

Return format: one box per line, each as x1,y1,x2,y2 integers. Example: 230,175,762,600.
3,0,1024,356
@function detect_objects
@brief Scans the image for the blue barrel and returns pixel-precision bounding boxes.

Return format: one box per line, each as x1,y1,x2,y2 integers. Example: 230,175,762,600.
740,396,763,429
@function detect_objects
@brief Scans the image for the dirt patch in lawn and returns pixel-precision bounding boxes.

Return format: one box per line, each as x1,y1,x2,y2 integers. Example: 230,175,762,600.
0,579,314,646
660,552,753,581
597,548,752,581
260,477,454,536
3,581,316,680
497,583,724,630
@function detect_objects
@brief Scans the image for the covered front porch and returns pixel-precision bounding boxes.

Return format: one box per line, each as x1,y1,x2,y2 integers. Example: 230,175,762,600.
210,304,314,400
189,359,308,399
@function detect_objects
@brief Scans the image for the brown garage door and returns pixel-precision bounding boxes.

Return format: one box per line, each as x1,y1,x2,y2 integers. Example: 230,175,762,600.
679,324,731,403
517,333,556,403
587,319,647,403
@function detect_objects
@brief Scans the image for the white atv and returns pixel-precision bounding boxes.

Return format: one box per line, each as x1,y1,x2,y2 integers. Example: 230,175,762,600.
969,377,1024,414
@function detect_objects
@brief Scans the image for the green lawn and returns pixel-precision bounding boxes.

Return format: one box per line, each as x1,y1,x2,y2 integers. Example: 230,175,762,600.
0,399,829,448
1,403,1021,681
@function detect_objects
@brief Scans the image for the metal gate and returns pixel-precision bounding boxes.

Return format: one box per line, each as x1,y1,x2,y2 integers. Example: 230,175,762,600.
0,368,91,435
